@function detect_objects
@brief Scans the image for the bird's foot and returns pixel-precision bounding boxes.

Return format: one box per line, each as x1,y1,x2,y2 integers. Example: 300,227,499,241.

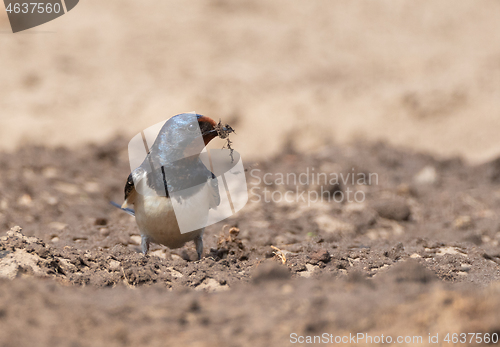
141,235,150,255
194,234,203,260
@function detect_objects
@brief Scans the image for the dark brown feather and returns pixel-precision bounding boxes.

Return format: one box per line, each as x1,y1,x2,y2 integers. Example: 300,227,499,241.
124,173,135,201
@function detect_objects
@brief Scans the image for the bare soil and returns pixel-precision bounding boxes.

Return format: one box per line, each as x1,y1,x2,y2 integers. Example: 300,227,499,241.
1,138,500,346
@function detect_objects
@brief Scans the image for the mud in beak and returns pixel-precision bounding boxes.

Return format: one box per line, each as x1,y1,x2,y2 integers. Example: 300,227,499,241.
201,122,234,145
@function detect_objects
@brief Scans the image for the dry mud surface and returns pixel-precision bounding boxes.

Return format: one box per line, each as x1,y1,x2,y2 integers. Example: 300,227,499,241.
1,139,500,346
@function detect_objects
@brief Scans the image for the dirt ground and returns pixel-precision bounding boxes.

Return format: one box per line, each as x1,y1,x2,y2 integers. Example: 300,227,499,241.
1,138,500,346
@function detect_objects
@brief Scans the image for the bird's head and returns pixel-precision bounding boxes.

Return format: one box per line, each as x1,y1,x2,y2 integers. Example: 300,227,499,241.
151,113,228,163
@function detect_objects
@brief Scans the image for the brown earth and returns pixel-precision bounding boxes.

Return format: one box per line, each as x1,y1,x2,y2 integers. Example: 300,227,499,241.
1,138,500,346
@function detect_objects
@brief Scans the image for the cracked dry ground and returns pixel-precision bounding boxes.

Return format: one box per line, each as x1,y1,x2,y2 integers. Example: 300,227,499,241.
1,138,500,346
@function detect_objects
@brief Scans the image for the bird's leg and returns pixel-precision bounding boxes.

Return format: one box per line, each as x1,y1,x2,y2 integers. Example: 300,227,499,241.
141,235,150,255
194,233,203,260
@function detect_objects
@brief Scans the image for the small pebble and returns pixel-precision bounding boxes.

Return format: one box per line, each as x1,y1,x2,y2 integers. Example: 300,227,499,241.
372,199,411,221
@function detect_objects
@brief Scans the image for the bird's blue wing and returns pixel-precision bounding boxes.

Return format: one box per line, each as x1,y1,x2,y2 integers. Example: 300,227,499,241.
110,201,135,216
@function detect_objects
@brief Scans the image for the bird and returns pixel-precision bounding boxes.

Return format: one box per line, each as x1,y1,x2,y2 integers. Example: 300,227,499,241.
112,113,230,260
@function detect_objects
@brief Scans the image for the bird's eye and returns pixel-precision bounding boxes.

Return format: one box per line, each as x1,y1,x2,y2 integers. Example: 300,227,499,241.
187,123,199,132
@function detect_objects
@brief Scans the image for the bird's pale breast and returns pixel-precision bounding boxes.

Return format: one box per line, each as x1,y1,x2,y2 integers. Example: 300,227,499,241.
133,175,203,249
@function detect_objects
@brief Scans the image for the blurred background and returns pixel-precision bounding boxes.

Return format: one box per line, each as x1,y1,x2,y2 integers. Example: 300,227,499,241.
1,0,500,163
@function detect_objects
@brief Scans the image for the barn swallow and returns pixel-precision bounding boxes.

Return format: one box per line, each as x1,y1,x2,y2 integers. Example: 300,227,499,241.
112,113,232,260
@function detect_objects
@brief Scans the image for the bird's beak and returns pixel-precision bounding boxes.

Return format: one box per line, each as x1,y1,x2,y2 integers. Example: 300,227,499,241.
202,127,230,136
201,125,234,143
203,129,219,136
201,129,218,145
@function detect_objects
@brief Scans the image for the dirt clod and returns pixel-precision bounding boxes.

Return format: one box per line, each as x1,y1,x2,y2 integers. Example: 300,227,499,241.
372,198,411,221
308,249,331,264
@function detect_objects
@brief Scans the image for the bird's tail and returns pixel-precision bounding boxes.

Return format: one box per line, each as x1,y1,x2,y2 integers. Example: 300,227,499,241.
110,201,135,216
